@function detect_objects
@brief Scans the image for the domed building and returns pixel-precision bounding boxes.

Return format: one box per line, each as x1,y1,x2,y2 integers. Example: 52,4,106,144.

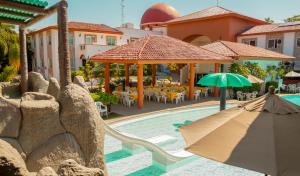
140,3,180,30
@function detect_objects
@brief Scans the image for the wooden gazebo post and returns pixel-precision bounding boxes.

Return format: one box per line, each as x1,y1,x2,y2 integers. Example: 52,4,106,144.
214,63,220,97
137,64,144,109
19,26,28,93
152,64,156,86
57,0,71,86
125,63,130,87
105,63,110,93
189,63,195,100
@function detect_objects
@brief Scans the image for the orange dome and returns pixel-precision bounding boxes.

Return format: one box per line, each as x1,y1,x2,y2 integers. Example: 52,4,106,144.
141,3,180,25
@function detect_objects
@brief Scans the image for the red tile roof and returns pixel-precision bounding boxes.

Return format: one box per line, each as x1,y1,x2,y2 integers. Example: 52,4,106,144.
29,22,122,35
91,35,232,64
240,22,300,36
202,41,295,61
166,6,266,25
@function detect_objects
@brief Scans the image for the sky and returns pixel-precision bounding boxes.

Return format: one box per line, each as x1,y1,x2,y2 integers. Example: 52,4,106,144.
30,0,300,30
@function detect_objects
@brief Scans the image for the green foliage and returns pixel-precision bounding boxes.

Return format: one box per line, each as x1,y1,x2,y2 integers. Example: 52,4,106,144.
0,66,17,82
284,15,300,22
8,43,20,71
235,83,261,93
0,24,19,71
264,17,274,23
167,63,178,72
244,62,266,79
229,63,250,77
71,70,85,81
266,65,287,81
265,81,278,92
90,92,119,106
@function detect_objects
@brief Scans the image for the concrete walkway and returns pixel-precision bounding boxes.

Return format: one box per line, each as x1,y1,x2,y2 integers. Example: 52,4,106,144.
107,97,241,124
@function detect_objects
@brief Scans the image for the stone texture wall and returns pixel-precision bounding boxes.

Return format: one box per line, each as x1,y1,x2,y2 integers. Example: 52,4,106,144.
0,72,107,175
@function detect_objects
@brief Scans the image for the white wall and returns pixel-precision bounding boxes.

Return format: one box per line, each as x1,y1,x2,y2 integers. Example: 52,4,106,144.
42,31,48,79
237,34,267,48
51,30,59,80
283,32,295,56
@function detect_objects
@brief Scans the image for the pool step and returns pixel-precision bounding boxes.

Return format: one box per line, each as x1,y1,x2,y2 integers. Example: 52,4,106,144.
121,133,177,154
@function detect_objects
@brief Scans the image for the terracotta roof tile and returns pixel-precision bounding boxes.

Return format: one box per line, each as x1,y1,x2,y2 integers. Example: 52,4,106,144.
29,21,122,35
202,41,295,61
91,35,232,63
167,6,265,24
240,22,300,36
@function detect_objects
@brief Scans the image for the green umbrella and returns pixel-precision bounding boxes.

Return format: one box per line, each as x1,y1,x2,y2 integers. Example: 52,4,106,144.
197,73,252,110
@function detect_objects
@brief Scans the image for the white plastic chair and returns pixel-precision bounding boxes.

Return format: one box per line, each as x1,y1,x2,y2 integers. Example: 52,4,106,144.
237,91,244,101
95,102,108,118
194,90,201,100
252,91,258,99
245,93,252,100
124,96,134,107
175,93,182,104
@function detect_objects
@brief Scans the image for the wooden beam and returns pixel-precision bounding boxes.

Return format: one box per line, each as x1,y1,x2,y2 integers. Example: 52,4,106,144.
152,64,156,86
57,0,71,87
189,63,195,100
105,63,110,93
0,17,26,25
125,63,130,87
0,0,46,14
137,64,144,109
24,1,60,28
0,9,34,18
19,26,28,93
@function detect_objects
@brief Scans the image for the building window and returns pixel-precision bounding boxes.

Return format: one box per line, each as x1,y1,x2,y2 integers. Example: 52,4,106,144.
85,34,97,44
129,37,139,43
80,45,85,50
242,39,256,46
297,38,300,48
268,39,282,49
106,36,117,46
48,35,51,45
69,33,74,46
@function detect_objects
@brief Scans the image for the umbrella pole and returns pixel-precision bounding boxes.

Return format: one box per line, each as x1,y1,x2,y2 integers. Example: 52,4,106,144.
220,87,226,111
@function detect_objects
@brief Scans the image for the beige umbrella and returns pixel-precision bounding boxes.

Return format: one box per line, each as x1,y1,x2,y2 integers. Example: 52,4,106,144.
180,92,300,176
285,71,300,78
247,74,264,84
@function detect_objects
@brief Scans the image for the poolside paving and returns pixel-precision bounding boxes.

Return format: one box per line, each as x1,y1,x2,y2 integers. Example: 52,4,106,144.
106,97,242,124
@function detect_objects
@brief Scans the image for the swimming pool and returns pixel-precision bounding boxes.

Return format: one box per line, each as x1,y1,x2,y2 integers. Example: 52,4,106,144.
282,95,300,106
104,105,263,176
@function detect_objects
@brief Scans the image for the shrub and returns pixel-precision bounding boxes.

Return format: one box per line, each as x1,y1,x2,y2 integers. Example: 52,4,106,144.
90,92,119,106
71,70,85,81
265,81,278,92
234,83,261,93
0,66,17,82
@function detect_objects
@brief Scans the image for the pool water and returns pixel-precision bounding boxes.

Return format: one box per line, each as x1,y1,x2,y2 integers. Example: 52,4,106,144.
104,105,263,176
282,95,300,106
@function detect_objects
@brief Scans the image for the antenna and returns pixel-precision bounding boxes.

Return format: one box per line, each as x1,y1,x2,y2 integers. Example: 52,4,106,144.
121,0,125,26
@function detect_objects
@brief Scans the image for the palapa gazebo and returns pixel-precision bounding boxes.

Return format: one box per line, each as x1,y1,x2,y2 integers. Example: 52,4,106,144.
91,35,232,109
202,40,295,61
0,0,71,93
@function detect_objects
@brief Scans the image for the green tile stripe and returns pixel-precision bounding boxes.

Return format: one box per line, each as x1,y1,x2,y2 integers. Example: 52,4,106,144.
12,0,48,7
0,7,34,15
0,12,29,21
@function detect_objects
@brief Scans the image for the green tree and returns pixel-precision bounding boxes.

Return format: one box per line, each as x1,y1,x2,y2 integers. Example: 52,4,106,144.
266,65,287,81
264,17,274,23
229,63,250,77
8,43,20,71
244,62,266,79
284,15,300,22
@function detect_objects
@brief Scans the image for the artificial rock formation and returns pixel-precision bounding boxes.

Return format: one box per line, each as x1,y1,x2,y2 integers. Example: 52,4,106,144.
59,84,106,171
0,73,107,175
26,133,85,172
47,78,60,100
0,139,29,176
57,159,104,176
73,76,89,91
0,97,21,138
19,92,65,155
28,72,49,93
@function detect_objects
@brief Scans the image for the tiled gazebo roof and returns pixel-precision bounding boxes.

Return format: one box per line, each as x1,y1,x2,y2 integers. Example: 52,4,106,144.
202,41,295,61
91,35,232,64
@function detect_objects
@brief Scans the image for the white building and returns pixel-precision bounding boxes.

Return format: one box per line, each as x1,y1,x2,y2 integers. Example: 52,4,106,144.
29,21,163,80
237,22,300,71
